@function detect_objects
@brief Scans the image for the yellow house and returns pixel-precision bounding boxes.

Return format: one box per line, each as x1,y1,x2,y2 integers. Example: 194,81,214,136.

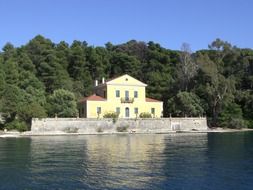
78,74,163,118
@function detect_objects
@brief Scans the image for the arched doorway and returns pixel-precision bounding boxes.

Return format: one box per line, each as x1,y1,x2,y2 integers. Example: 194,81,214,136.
125,107,130,118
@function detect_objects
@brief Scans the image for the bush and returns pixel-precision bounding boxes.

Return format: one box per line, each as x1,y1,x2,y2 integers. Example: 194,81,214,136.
96,127,103,133
5,120,28,132
103,112,119,123
116,125,129,132
218,103,246,129
63,127,79,133
226,118,245,129
139,112,152,118
103,112,118,118
245,120,253,129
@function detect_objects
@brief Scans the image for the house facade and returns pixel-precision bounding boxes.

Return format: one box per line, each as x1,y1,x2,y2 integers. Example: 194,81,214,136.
78,74,163,118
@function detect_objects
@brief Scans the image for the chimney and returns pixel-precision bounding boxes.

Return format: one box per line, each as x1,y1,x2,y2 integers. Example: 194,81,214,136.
102,77,105,84
95,80,98,86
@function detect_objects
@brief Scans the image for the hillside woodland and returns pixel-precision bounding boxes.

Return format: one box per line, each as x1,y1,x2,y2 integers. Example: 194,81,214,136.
0,35,252,131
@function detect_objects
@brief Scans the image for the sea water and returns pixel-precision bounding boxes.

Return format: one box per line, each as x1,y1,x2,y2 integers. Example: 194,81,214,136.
0,132,253,190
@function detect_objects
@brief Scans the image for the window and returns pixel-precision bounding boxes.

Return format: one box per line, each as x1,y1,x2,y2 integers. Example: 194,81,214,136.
125,91,129,100
116,90,120,97
134,108,138,114
151,108,155,115
134,91,138,98
125,107,130,117
116,107,120,114
97,107,101,114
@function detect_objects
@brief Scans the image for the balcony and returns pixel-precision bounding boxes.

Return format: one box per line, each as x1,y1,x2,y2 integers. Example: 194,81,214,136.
120,97,134,103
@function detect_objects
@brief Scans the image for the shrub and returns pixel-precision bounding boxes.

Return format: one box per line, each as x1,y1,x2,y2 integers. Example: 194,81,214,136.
139,112,152,118
5,120,28,132
218,103,246,129
103,112,118,118
116,125,129,132
96,127,103,133
63,127,79,133
103,112,119,123
246,120,253,129
226,118,245,129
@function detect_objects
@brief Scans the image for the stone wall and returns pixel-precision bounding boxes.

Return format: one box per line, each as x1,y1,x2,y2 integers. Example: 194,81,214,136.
31,117,208,134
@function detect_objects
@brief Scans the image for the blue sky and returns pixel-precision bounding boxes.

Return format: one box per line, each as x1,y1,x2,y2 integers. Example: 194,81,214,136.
0,0,252,51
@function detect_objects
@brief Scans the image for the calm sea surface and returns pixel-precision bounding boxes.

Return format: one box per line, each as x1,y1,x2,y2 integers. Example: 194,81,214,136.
0,132,253,190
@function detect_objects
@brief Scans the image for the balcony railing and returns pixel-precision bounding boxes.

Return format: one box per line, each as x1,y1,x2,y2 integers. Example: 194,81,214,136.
120,97,134,103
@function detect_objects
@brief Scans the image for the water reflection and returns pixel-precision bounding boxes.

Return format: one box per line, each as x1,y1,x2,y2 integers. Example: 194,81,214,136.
28,134,208,190
28,135,168,189
82,134,167,189
1,133,253,190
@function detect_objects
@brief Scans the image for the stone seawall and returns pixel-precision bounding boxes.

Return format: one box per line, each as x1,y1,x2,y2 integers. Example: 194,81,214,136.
31,117,208,134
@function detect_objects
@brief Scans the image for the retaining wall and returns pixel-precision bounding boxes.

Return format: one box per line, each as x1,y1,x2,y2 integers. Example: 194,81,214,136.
31,117,208,134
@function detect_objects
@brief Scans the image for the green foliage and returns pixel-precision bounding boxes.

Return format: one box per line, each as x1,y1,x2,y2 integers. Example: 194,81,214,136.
5,120,28,132
38,57,73,93
103,112,119,123
109,52,141,77
63,127,79,133
168,92,204,117
218,103,245,129
0,68,6,96
116,125,129,132
246,120,253,129
0,36,253,129
103,112,119,118
139,112,152,118
195,50,236,126
3,59,19,85
18,102,47,124
17,51,36,73
0,84,22,121
47,89,78,117
96,127,103,133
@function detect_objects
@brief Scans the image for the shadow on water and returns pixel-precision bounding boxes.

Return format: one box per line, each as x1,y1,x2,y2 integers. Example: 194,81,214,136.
0,138,32,189
0,132,253,190
160,132,253,190
161,134,209,190
204,132,253,190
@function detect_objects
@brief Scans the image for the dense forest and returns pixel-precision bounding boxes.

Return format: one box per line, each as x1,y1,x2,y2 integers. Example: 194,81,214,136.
0,35,253,131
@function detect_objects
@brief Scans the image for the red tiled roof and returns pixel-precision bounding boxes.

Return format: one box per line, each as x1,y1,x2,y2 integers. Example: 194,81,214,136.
146,97,162,102
79,94,106,102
